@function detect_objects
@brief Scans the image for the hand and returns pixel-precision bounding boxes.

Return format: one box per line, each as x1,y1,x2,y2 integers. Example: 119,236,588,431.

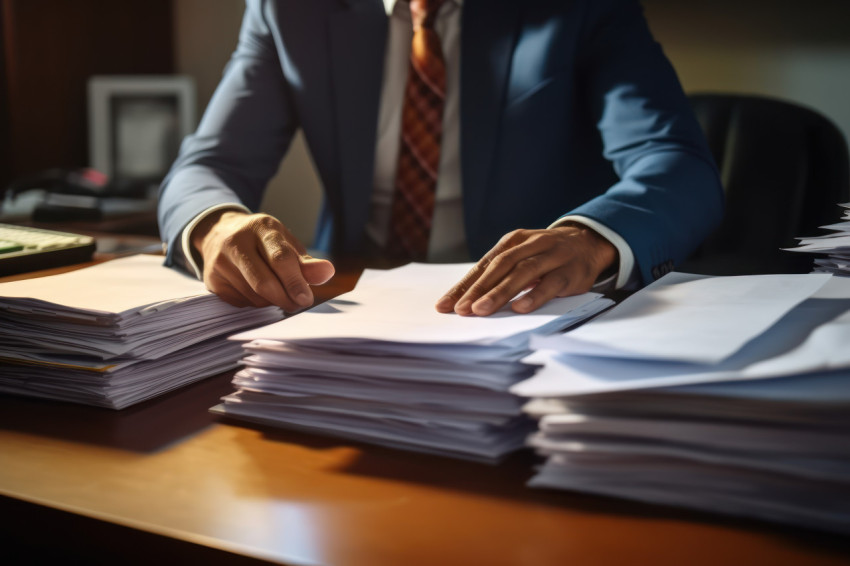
435,223,617,316
191,210,335,311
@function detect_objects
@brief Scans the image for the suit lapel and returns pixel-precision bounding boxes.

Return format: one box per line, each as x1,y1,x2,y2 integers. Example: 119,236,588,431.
460,0,522,248
328,0,387,252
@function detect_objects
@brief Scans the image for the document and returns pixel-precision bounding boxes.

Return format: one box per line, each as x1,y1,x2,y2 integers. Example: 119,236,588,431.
514,270,850,534
216,262,614,463
232,262,609,347
513,275,849,398
0,253,211,315
786,202,850,276
0,255,283,408
529,272,831,364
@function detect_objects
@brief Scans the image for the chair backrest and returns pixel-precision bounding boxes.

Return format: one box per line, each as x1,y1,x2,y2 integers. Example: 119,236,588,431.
679,93,850,275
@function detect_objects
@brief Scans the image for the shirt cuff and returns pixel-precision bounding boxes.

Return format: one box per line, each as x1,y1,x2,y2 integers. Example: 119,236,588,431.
180,203,251,280
548,215,636,291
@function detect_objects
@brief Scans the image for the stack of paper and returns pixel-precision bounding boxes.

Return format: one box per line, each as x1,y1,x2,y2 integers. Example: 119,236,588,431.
0,255,283,409
787,202,850,276
512,272,850,533
213,262,614,463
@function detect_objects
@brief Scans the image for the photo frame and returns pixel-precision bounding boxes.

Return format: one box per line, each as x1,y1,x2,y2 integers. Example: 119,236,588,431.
88,75,196,183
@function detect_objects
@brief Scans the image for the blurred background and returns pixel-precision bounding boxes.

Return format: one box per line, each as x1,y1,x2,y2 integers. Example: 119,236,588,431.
2,0,849,245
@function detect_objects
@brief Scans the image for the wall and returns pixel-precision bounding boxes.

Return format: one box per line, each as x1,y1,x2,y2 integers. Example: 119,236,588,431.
2,0,174,189
644,0,850,145
174,0,850,247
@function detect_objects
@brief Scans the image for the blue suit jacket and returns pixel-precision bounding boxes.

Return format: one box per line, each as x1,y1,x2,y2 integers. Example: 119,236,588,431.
158,0,724,285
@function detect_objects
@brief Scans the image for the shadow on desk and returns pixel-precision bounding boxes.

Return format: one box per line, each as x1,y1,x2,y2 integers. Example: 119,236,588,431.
0,371,236,453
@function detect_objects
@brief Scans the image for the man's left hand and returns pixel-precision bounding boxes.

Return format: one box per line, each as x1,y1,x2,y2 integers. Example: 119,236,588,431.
435,223,617,316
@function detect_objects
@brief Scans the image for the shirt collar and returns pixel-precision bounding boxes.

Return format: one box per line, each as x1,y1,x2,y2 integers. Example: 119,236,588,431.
383,0,461,17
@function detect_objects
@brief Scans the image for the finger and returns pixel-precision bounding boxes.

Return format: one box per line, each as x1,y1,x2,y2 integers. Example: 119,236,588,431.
459,237,563,315
279,224,308,256
238,250,300,309
510,267,584,313
258,232,315,310
468,252,564,316
300,256,336,286
206,271,259,308
435,231,530,314
435,261,487,313
211,249,282,308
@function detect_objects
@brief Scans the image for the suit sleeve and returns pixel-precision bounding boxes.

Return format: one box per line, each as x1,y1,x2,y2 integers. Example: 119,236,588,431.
565,0,724,284
157,0,297,269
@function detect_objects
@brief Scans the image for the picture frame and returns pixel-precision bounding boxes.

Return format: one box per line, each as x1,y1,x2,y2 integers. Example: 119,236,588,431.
88,75,196,184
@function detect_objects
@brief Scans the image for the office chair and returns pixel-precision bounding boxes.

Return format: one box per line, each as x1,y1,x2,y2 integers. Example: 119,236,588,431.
679,93,850,275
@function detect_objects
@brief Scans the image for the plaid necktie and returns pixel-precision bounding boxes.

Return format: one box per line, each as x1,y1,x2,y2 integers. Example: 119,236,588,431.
386,0,447,261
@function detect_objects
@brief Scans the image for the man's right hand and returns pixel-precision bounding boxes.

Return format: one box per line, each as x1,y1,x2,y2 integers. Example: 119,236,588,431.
191,210,335,311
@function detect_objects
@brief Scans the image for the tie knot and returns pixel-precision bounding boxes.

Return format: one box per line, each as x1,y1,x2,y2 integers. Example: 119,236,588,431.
410,0,446,29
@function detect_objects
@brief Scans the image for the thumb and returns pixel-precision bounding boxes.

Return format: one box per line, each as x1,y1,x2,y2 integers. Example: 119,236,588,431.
300,256,335,285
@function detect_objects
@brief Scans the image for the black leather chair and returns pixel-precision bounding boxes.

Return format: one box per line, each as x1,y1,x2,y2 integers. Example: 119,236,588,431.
679,93,850,275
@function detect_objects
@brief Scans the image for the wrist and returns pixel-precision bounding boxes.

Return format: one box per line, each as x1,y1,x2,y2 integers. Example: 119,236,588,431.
556,222,618,276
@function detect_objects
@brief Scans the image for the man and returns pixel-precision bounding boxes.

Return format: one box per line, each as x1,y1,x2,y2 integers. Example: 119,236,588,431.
158,0,724,316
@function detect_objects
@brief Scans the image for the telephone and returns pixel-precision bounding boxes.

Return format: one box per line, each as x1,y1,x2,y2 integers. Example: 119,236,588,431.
4,168,152,222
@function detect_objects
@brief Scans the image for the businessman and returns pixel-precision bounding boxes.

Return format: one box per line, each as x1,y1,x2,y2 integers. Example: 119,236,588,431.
158,0,724,315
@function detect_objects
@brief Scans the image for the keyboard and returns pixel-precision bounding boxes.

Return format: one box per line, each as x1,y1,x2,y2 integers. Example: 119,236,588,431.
0,223,96,277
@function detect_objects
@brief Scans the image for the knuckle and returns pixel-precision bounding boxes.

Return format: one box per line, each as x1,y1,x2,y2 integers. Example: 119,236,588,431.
267,246,292,264
502,229,526,246
466,280,493,298
281,274,309,296
251,214,284,234
489,253,512,271
221,233,238,249
254,278,280,298
446,283,468,299
516,255,541,273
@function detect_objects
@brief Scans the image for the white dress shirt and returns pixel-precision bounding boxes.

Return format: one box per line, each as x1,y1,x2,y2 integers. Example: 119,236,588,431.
183,0,635,288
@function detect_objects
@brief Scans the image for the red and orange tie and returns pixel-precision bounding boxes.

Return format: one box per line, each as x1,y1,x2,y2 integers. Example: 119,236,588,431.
386,0,447,261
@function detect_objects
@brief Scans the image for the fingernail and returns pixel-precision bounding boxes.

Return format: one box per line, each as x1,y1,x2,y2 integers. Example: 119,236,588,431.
455,300,472,314
435,296,453,311
472,297,494,315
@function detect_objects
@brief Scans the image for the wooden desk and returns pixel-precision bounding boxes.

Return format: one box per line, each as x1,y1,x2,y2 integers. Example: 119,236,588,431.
1,260,849,565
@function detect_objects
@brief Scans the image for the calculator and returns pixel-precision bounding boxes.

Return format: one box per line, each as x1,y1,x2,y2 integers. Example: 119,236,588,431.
0,223,96,276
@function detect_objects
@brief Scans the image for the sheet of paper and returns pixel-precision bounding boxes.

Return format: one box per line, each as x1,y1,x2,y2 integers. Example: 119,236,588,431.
513,276,850,397
0,254,283,409
531,272,831,364
0,254,209,315
527,452,850,534
220,262,610,462
231,262,608,345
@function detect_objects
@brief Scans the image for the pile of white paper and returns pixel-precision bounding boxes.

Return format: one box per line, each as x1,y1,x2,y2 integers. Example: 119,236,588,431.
512,272,850,533
787,202,850,276
214,262,614,463
0,255,283,409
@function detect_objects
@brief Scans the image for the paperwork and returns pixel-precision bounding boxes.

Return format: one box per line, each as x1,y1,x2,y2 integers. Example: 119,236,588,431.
514,276,849,397
514,271,850,533
0,255,283,408
787,202,850,276
214,262,614,462
528,272,830,364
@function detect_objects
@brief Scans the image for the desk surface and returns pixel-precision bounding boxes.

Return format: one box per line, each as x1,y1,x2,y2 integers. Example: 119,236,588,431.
2,259,849,566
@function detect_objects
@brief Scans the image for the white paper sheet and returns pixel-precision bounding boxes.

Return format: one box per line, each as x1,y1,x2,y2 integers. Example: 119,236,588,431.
531,272,831,364
231,262,608,346
0,254,208,315
513,276,850,397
